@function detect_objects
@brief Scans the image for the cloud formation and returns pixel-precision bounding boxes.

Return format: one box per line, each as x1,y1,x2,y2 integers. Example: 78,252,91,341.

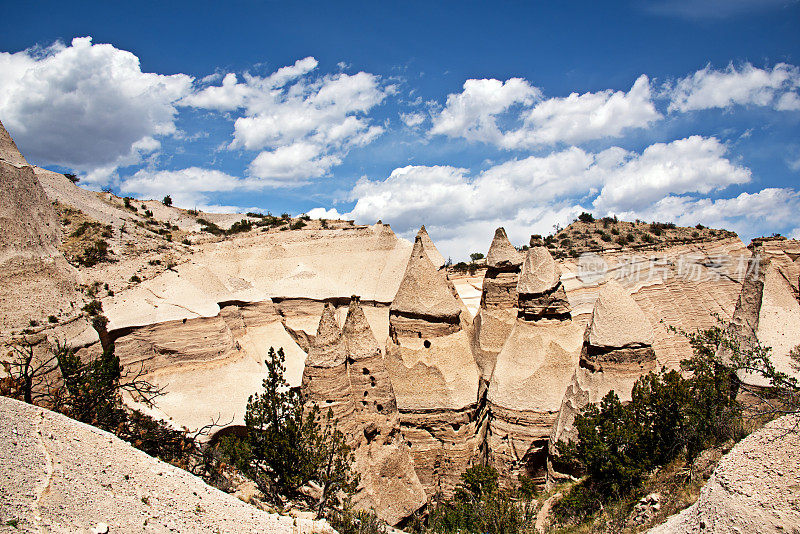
183,59,389,184
0,37,192,184
667,63,800,112
346,136,755,257
430,75,661,148
120,166,255,209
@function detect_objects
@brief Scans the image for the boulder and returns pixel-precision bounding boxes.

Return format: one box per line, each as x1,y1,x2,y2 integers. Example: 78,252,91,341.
390,236,462,338
517,247,570,320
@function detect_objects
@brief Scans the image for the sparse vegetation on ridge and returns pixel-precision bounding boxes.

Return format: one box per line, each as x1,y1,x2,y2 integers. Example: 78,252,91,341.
542,217,736,259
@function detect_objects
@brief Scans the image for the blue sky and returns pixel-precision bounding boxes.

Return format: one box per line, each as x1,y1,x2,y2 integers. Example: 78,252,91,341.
1,0,799,259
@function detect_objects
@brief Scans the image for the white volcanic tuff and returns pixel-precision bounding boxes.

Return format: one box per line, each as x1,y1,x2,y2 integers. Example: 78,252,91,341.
733,239,800,387
560,238,749,371
302,298,426,525
488,319,583,413
649,414,800,533
0,161,79,332
390,235,462,319
115,302,309,431
416,225,447,269
0,119,28,167
386,234,481,498
517,246,561,295
587,280,655,348
104,223,412,331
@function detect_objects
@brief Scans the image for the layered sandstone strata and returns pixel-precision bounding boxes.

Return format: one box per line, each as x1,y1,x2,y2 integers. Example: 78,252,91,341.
385,236,481,497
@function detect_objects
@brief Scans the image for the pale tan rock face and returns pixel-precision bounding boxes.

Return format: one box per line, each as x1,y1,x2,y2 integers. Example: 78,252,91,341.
0,119,28,167
300,298,426,525
0,157,79,333
718,239,800,388
517,246,560,295
486,319,583,484
587,280,655,349
302,303,354,421
486,227,523,269
115,301,308,431
471,307,517,380
390,236,462,321
561,237,749,370
385,238,481,498
649,414,800,534
417,225,446,269
473,228,526,382
344,297,398,416
0,396,334,534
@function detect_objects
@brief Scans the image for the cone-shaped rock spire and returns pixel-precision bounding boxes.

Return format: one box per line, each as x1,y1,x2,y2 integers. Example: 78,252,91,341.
305,303,347,367
0,119,28,168
343,296,381,361
486,227,523,269
587,280,654,348
416,225,446,269
391,236,461,319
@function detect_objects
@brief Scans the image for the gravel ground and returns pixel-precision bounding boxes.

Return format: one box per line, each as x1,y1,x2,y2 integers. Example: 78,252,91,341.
0,396,335,534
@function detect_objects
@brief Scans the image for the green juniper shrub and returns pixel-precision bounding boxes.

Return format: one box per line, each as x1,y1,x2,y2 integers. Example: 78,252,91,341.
578,212,595,223
243,347,359,513
555,326,744,521
162,195,172,206
227,219,253,234
197,218,224,236
77,239,110,267
425,464,524,534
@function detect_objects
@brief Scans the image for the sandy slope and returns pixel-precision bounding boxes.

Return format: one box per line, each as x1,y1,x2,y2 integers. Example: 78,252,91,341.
0,396,333,534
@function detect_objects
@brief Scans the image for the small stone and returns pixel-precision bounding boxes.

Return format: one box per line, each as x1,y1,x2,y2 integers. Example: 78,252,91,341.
90,523,109,534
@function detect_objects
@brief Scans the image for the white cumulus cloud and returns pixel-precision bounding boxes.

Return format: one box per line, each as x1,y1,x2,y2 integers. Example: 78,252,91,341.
429,75,660,148
505,75,662,148
120,166,256,209
667,62,800,112
346,136,757,259
0,37,193,184
592,135,751,212
430,78,541,144
183,60,389,184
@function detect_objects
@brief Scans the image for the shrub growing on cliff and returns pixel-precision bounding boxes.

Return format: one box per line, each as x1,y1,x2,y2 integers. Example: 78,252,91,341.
243,347,358,513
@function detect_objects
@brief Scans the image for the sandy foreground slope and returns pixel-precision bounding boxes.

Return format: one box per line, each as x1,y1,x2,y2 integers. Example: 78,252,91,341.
0,396,334,534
